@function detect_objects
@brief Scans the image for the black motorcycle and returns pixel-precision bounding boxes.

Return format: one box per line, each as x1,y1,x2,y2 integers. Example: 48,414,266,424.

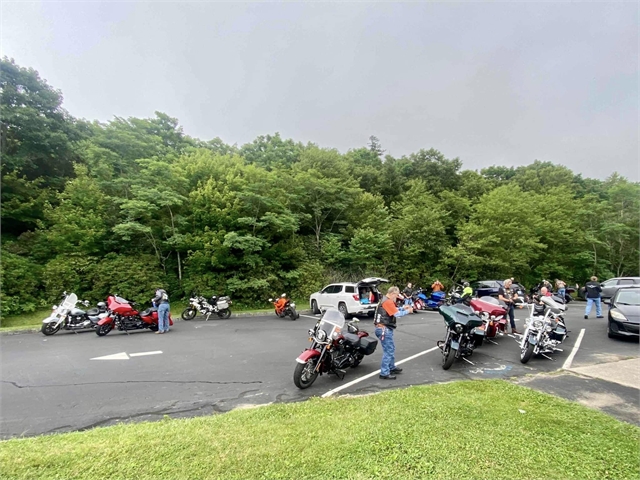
437,303,485,370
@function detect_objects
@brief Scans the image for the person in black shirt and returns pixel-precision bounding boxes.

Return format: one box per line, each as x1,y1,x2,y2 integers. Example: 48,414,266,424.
498,279,520,334
584,276,603,319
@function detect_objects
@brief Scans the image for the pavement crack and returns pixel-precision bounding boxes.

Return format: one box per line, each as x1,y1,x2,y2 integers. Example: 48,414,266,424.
1,379,262,389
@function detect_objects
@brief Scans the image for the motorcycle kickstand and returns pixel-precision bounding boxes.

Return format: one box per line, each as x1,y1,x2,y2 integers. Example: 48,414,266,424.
205,313,212,322
462,357,475,365
540,353,554,361
485,338,498,345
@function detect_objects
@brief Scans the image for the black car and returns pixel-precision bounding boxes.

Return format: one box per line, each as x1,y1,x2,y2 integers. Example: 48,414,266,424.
471,280,527,300
606,286,640,340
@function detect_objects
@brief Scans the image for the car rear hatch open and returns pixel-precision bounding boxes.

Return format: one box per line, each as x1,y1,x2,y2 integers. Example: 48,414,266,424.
356,278,389,307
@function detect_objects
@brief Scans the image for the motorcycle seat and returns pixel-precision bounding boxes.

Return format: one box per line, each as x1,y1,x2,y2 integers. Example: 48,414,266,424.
140,307,158,316
342,332,361,347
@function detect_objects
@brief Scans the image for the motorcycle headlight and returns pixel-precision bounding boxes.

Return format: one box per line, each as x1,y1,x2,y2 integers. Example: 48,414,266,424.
533,320,543,329
455,324,464,333
610,310,628,321
545,324,553,332
316,330,327,342
290,303,296,307
308,328,315,336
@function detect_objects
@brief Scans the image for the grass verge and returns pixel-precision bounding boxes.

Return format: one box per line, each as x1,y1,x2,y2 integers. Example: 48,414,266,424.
1,380,638,479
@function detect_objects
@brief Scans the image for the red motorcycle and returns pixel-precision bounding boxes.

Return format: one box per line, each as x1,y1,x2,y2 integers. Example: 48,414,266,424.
293,308,378,389
95,295,173,336
469,296,508,342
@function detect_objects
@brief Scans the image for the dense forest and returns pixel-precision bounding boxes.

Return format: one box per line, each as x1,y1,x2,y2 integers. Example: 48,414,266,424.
1,58,638,316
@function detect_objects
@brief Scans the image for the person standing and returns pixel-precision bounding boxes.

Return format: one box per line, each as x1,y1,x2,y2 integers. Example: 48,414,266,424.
152,288,170,334
374,286,412,380
555,279,567,299
498,279,520,334
431,279,444,292
403,282,415,308
584,276,603,319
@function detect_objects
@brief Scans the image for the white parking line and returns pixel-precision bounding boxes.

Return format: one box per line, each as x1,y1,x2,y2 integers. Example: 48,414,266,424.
300,314,319,320
562,328,586,370
321,346,440,398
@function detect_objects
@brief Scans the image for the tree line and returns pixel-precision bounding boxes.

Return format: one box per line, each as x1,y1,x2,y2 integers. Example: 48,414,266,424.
1,57,638,316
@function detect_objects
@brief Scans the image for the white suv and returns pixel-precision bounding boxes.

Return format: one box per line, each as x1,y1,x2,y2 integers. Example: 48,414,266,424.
309,278,388,318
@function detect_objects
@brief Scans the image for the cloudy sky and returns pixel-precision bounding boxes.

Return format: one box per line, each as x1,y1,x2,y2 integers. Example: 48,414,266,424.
2,1,638,181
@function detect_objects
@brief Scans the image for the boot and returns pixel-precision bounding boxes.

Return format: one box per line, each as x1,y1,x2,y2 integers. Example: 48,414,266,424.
511,326,520,335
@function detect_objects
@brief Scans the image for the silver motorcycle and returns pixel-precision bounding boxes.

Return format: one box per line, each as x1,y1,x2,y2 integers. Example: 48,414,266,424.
181,294,232,321
518,296,568,364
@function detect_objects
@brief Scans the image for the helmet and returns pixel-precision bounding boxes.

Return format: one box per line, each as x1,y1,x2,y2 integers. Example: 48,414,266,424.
97,302,106,308
463,282,469,287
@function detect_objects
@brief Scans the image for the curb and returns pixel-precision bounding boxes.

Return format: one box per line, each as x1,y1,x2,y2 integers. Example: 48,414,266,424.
0,310,314,336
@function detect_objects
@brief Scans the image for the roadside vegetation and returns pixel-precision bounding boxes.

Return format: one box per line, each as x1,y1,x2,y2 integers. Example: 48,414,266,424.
1,380,638,479
2,57,639,320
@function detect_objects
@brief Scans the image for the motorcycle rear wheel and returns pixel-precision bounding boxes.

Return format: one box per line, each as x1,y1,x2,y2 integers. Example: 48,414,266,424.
96,324,113,336
217,308,231,319
520,340,535,364
293,360,319,389
442,342,456,370
181,308,197,321
289,308,299,321
41,323,61,336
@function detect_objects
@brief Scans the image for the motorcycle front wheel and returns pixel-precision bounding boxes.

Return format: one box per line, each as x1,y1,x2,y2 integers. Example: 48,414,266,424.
96,324,113,337
293,360,319,389
217,308,231,319
520,340,535,364
289,308,299,321
41,322,61,336
181,308,197,321
442,341,456,370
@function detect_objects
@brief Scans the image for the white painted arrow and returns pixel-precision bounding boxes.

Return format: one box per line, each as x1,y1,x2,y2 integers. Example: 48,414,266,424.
90,351,163,360
91,352,129,360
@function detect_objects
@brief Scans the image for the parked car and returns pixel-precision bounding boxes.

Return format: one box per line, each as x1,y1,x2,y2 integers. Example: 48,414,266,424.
309,277,388,318
599,277,640,301
605,286,640,340
470,280,527,300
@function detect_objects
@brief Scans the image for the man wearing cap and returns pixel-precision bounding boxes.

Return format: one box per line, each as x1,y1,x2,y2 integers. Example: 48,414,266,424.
374,286,413,380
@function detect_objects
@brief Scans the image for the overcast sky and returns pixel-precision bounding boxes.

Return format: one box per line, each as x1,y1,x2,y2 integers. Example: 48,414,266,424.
2,1,638,181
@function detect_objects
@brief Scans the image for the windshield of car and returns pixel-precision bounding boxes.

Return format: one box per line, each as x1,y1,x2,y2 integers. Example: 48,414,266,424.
615,290,640,306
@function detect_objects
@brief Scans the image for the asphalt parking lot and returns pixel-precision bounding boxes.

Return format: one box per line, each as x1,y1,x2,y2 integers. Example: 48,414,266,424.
1,306,638,438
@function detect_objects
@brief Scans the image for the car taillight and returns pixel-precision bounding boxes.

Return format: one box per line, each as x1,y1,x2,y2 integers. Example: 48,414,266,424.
352,295,359,301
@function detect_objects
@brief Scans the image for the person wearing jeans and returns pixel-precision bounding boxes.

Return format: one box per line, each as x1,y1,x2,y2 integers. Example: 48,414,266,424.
374,286,412,379
556,279,566,300
584,276,603,319
152,288,171,333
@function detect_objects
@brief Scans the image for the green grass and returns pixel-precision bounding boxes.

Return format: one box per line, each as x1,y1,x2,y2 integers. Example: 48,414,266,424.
1,380,638,479
0,299,307,332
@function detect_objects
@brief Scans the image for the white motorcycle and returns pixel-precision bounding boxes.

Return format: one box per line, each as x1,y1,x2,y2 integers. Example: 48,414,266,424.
518,296,568,364
41,292,108,336
181,294,232,321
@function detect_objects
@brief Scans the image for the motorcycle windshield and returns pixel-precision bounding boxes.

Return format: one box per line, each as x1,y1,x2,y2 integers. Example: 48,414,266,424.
60,293,78,312
317,309,346,338
540,296,565,313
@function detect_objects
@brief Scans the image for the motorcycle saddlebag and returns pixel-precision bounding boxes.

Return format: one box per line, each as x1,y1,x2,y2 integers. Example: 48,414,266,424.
359,336,378,355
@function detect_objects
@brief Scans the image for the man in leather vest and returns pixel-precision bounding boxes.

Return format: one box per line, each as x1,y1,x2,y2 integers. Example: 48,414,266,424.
584,276,603,319
374,286,413,380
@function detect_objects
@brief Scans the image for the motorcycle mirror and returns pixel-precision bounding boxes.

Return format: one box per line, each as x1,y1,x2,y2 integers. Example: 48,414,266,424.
268,298,273,302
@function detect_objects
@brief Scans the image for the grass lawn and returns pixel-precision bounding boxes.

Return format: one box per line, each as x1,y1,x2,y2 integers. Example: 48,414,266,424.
0,299,306,332
1,380,638,479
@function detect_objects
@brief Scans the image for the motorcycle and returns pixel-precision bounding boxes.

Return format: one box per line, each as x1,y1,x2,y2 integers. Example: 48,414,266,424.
411,291,427,311
269,294,299,321
41,292,107,336
437,303,485,370
425,290,446,310
469,296,508,343
95,295,173,336
293,308,378,389
181,293,232,321
519,296,568,364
